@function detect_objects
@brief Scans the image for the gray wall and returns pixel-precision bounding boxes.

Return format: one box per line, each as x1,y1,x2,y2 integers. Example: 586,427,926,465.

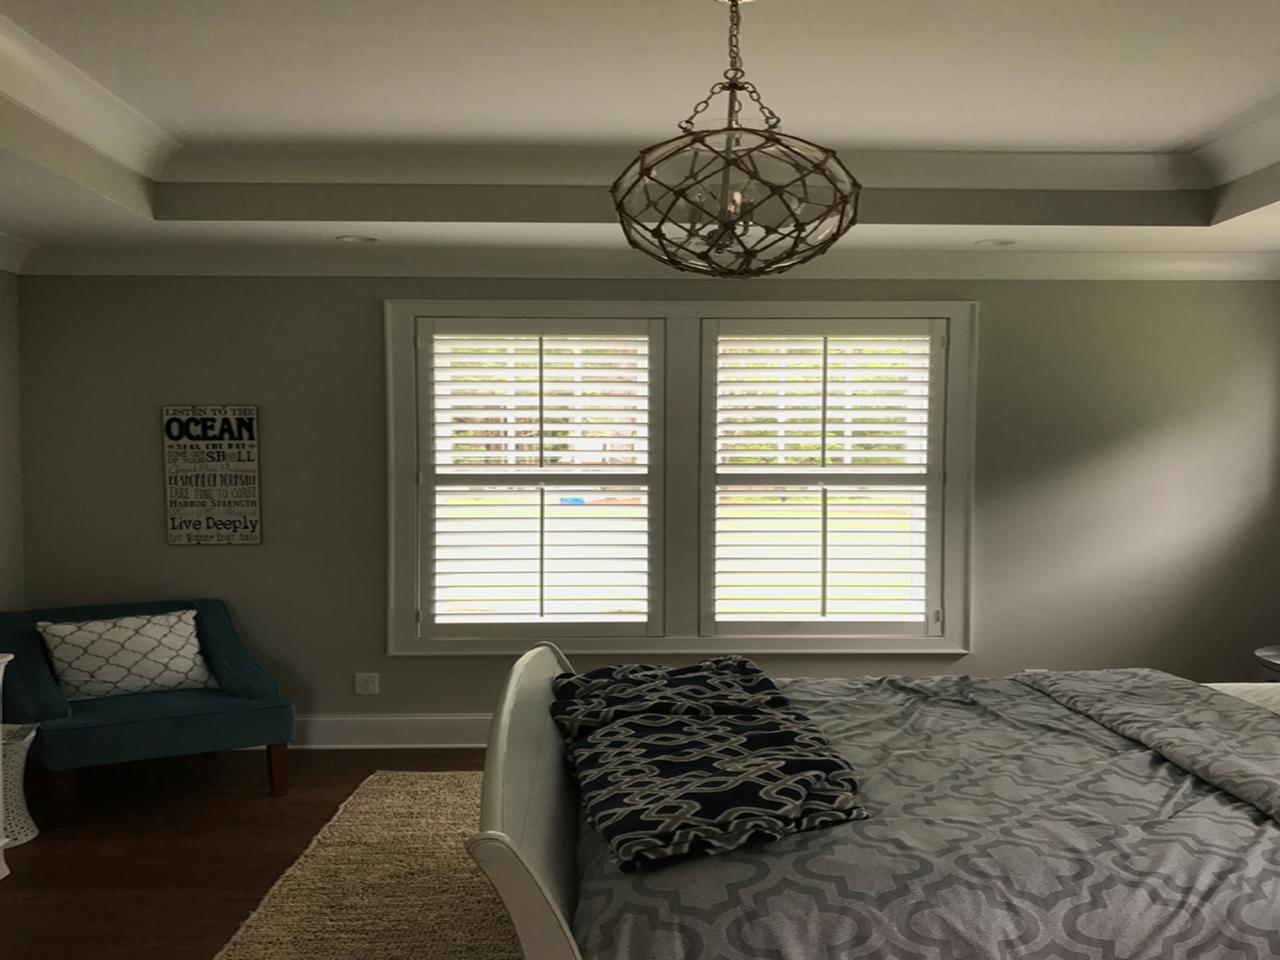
0,271,22,609
16,276,1280,715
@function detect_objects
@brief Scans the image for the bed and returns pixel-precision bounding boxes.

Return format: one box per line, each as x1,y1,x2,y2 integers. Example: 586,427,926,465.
468,643,1280,960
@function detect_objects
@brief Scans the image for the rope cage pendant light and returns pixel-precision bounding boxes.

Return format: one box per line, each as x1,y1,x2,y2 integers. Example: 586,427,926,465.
611,0,860,278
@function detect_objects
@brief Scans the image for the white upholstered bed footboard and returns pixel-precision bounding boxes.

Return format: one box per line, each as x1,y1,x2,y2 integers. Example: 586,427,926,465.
467,642,584,960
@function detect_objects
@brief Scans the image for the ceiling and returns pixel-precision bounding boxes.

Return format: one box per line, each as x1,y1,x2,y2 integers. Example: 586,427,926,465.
3,0,1280,278
6,0,1280,151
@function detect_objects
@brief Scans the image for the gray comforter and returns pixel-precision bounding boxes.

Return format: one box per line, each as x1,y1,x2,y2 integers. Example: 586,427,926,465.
573,669,1280,959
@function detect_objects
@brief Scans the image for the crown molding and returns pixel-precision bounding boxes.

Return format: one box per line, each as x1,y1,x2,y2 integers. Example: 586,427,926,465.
0,98,153,218
1213,156,1280,225
21,245,1280,281
2,17,1279,267
848,151,1212,191
0,231,32,273
1193,103,1280,185
152,181,1213,227
1,1,1278,204
0,13,178,177
160,143,1214,191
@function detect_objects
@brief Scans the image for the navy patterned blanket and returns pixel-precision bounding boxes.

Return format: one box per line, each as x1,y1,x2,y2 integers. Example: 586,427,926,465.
550,657,867,871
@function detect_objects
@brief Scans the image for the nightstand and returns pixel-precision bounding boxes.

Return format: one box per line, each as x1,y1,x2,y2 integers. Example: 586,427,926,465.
1255,646,1280,681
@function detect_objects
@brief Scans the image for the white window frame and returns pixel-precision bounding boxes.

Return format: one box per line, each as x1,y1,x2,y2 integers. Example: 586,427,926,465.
387,300,975,656
701,310,970,653
386,302,666,655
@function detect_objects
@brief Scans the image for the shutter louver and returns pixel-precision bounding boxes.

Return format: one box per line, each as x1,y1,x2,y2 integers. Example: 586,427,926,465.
716,487,822,619
544,487,648,619
714,486,928,621
434,486,648,623
717,336,930,472
433,335,648,471
826,486,927,620
435,487,541,621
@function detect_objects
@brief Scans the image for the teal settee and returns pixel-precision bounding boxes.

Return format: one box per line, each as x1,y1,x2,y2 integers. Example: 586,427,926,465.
0,598,295,816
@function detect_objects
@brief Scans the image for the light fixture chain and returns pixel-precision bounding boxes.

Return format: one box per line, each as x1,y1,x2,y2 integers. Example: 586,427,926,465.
742,81,781,129
679,81,730,133
677,0,783,132
725,0,744,82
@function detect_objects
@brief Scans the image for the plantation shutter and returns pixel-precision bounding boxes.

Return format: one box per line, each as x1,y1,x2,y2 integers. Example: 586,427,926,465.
423,326,655,632
433,485,649,623
716,334,931,472
708,320,944,632
432,335,650,472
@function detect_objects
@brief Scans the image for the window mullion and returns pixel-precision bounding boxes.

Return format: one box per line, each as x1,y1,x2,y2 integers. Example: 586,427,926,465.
820,336,829,469
820,485,829,619
538,485,546,620
713,471,916,487
433,471,649,486
537,334,545,469
819,337,829,624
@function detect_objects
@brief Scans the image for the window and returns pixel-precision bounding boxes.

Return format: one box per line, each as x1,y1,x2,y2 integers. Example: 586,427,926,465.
431,330,654,626
703,320,944,637
388,315,663,644
387,301,972,655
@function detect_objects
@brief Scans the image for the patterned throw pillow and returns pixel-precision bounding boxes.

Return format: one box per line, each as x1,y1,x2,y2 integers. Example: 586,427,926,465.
38,610,220,700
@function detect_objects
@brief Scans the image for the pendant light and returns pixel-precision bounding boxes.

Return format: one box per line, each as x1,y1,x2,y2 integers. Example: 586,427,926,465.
611,0,860,278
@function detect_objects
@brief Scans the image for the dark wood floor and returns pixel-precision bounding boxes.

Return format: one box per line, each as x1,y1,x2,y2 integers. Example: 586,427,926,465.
0,748,485,960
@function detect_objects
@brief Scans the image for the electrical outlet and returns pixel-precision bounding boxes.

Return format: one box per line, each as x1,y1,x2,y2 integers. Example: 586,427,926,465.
354,672,380,696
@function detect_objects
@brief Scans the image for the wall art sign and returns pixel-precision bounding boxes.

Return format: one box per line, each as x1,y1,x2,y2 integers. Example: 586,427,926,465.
162,405,261,545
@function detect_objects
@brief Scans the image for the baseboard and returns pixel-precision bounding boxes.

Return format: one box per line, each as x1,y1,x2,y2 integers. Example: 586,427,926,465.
293,713,492,749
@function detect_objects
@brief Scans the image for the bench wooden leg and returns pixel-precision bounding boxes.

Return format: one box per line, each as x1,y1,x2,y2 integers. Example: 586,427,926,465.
266,743,289,797
49,768,77,827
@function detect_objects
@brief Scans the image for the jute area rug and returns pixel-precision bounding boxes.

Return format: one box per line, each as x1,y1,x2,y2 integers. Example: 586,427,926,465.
215,771,524,960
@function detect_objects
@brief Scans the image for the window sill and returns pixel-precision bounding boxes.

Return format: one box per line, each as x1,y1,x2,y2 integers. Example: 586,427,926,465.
389,633,970,657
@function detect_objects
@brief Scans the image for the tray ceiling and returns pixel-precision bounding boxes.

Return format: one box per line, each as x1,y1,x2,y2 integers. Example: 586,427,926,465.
2,0,1280,277
4,0,1280,151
